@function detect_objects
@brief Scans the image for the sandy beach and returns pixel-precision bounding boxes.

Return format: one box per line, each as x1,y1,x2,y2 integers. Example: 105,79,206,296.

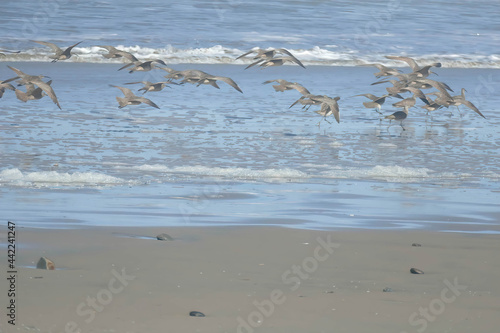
1,226,498,333
2,1,500,332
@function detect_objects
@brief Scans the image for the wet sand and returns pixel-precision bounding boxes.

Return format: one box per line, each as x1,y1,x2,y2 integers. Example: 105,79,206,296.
1,226,498,333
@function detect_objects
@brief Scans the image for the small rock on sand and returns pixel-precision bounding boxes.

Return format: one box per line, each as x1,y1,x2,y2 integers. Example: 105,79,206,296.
410,268,424,274
412,243,422,247
383,287,393,292
36,257,55,270
189,311,205,317
156,233,173,241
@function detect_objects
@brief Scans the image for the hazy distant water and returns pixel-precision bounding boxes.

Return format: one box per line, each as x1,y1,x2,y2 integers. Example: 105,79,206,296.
1,1,499,232
0,0,499,67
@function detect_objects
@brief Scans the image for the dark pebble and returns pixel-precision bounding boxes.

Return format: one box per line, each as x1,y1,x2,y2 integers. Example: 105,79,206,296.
412,243,422,247
189,311,205,317
410,268,424,274
156,233,173,241
383,287,393,292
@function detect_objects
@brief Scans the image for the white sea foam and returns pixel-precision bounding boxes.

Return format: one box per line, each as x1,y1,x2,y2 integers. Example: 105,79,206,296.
0,164,476,189
319,165,433,182
132,164,309,181
129,164,467,184
1,45,498,68
0,168,128,188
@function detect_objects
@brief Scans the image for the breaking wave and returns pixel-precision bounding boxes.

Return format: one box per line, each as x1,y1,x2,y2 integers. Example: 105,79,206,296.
1,45,499,68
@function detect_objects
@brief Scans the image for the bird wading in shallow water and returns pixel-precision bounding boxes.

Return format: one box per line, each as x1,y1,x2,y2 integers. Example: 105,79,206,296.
385,106,409,131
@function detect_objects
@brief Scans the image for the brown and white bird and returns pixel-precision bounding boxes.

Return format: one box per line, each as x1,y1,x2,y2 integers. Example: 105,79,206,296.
111,85,160,109
312,95,341,124
291,94,341,124
164,69,243,93
450,88,486,118
385,106,409,131
5,66,61,109
263,79,310,95
96,45,139,62
32,40,83,62
118,59,167,73
367,63,402,78
352,93,391,114
125,81,176,94
14,80,53,103
237,48,305,69
385,55,441,78
289,94,324,111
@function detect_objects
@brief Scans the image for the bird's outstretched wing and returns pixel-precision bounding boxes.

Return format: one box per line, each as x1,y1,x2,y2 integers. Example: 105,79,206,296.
32,40,62,53
385,55,420,72
33,79,61,109
136,97,160,109
110,85,136,98
212,76,243,93
276,48,305,68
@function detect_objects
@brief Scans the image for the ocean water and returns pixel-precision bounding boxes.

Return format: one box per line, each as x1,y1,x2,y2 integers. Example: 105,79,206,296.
1,1,499,232
1,0,499,67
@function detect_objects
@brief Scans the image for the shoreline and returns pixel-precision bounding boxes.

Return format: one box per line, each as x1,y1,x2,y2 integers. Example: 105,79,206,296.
1,225,498,332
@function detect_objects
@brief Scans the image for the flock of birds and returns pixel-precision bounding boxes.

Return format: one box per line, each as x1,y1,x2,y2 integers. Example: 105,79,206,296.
0,41,487,130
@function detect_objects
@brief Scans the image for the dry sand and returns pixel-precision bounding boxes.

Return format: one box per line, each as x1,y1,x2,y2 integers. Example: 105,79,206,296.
1,226,499,333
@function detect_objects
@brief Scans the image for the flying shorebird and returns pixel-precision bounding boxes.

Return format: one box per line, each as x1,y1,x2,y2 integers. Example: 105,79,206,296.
372,79,410,97
450,88,486,119
420,96,443,115
425,91,454,109
118,59,167,73
164,69,243,93
96,45,139,62
193,74,243,93
161,67,187,80
249,56,306,69
263,79,310,95
237,48,304,62
289,94,324,111
163,68,206,81
385,55,423,72
385,55,441,77
413,63,442,78
237,48,305,69
313,96,341,125
290,94,340,124
111,85,160,109
352,93,390,114
367,63,402,78
125,81,176,94
14,80,53,102
391,87,431,109
413,78,455,108
32,40,83,62
5,66,61,109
